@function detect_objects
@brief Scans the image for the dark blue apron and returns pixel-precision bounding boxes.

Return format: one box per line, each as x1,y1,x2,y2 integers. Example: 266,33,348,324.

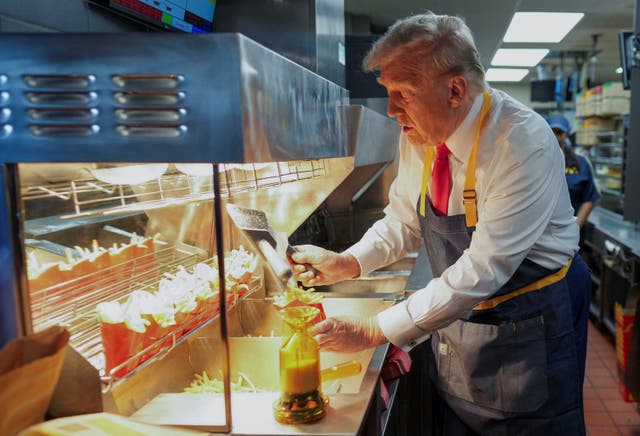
418,195,587,435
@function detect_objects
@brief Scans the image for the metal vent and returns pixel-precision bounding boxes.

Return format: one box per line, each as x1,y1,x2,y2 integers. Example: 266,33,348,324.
0,78,10,137
23,74,99,138
112,74,187,138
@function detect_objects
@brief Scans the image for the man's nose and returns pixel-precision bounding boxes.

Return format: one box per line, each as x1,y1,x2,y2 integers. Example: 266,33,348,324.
387,98,401,118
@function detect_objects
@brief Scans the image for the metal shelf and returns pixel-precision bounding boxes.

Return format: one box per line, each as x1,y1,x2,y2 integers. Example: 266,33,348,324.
20,160,327,219
597,130,625,138
576,143,622,150
600,187,623,196
595,174,622,182
28,245,264,386
592,158,623,166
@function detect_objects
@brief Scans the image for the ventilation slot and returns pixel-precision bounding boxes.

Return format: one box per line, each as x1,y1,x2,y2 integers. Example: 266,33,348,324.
29,124,99,137
114,108,186,122
23,74,99,138
112,91,185,106
23,74,96,88
27,108,98,121
112,73,187,138
111,74,184,90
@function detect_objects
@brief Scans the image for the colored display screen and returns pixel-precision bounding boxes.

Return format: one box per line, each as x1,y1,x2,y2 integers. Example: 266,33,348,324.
110,0,216,33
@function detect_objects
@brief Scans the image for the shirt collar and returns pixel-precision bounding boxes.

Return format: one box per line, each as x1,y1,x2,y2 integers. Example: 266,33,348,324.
445,91,485,163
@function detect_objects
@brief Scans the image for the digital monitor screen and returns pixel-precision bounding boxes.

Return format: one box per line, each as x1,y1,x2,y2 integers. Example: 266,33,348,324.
110,0,216,33
619,30,635,90
530,79,556,102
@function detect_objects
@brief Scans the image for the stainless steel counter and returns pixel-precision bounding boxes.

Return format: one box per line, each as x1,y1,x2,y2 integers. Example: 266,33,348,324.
125,296,398,436
588,206,640,256
130,345,390,436
229,344,389,436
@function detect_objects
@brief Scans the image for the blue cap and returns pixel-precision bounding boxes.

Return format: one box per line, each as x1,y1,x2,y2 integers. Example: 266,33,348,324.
547,115,571,133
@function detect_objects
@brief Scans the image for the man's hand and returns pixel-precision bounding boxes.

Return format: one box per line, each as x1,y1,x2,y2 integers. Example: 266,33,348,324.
289,245,361,286
310,316,387,352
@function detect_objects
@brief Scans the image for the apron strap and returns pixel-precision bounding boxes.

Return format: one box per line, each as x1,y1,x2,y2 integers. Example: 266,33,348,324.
419,146,435,217
472,258,573,311
463,90,492,227
419,90,492,226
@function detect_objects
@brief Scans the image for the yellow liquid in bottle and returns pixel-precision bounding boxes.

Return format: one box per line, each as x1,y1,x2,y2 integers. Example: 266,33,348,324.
280,357,320,394
273,306,328,424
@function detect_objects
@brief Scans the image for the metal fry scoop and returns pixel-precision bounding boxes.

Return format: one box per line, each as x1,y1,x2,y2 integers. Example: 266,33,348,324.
225,203,293,285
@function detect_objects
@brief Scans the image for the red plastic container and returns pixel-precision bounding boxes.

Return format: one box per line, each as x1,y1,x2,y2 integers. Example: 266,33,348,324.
101,321,145,378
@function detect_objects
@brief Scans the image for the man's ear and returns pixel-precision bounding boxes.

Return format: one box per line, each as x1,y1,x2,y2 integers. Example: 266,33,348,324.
448,75,467,108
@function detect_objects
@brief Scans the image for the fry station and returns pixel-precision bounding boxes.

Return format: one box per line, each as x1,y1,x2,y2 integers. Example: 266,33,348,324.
0,29,402,435
2,1,640,435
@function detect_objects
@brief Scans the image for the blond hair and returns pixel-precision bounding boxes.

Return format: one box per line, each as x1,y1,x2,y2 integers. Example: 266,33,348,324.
363,12,485,87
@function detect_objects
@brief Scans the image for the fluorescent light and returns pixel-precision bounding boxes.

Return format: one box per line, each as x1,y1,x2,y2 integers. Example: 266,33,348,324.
503,12,584,43
485,68,530,82
491,49,550,67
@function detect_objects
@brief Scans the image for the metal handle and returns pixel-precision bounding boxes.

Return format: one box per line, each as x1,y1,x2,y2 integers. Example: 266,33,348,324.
286,245,318,278
321,360,363,382
258,239,292,282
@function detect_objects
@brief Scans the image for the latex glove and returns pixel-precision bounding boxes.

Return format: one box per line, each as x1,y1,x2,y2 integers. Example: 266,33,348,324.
289,244,361,286
310,316,387,353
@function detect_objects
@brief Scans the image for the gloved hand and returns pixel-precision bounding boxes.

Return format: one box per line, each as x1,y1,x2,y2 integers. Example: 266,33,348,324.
310,316,387,353
289,244,361,286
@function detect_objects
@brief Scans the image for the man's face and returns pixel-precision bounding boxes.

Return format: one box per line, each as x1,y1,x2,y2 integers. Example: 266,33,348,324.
378,55,455,147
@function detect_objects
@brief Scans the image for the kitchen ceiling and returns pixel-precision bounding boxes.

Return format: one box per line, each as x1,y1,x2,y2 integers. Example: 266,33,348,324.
345,0,635,84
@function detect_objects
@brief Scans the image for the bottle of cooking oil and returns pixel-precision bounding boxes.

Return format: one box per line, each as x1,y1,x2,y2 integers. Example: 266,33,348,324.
273,306,328,424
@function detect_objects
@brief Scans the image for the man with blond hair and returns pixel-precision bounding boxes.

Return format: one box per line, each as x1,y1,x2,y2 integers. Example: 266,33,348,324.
292,12,589,435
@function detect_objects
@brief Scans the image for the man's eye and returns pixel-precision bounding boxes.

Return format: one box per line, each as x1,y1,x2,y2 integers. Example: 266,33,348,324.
401,91,415,100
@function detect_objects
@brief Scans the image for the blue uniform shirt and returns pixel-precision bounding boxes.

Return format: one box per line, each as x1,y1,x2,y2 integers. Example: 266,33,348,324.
565,154,600,214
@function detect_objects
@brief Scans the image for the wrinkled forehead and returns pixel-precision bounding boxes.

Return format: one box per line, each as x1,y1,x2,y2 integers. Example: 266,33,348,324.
377,41,436,86
378,66,419,87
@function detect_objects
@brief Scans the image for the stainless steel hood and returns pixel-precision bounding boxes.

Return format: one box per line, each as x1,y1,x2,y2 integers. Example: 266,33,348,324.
0,32,399,239
0,33,348,164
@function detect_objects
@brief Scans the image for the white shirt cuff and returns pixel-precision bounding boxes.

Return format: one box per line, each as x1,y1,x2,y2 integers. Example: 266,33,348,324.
377,300,431,352
343,240,378,277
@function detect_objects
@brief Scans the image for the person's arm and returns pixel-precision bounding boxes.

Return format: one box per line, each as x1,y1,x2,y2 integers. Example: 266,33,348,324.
575,155,600,229
289,246,360,285
343,139,425,276
293,137,424,286
576,201,594,228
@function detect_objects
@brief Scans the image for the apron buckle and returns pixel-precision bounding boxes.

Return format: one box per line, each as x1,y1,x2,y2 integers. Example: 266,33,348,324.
438,343,450,355
462,189,477,204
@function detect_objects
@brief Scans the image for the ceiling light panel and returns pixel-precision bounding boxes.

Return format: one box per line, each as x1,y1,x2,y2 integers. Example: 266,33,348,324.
503,12,584,43
485,68,530,82
491,49,550,67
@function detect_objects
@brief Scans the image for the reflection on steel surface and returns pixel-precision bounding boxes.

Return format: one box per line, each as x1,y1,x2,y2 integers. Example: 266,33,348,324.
19,160,331,220
0,33,348,163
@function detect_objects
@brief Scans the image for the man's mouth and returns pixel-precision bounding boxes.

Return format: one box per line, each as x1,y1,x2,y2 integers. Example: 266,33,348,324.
402,125,413,132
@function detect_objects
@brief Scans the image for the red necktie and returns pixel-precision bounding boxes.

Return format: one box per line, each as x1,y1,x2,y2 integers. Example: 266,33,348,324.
431,144,451,216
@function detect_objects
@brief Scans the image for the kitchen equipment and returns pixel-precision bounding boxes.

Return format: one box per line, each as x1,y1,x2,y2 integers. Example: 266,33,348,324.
226,203,292,286
320,359,362,382
0,30,399,435
226,203,317,290
273,306,328,424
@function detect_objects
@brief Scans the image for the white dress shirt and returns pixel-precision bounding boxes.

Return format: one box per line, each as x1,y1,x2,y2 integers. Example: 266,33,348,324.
344,88,580,351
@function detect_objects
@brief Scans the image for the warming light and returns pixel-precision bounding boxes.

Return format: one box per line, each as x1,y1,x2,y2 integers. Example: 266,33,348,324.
491,49,550,67
485,68,530,82
503,12,584,43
